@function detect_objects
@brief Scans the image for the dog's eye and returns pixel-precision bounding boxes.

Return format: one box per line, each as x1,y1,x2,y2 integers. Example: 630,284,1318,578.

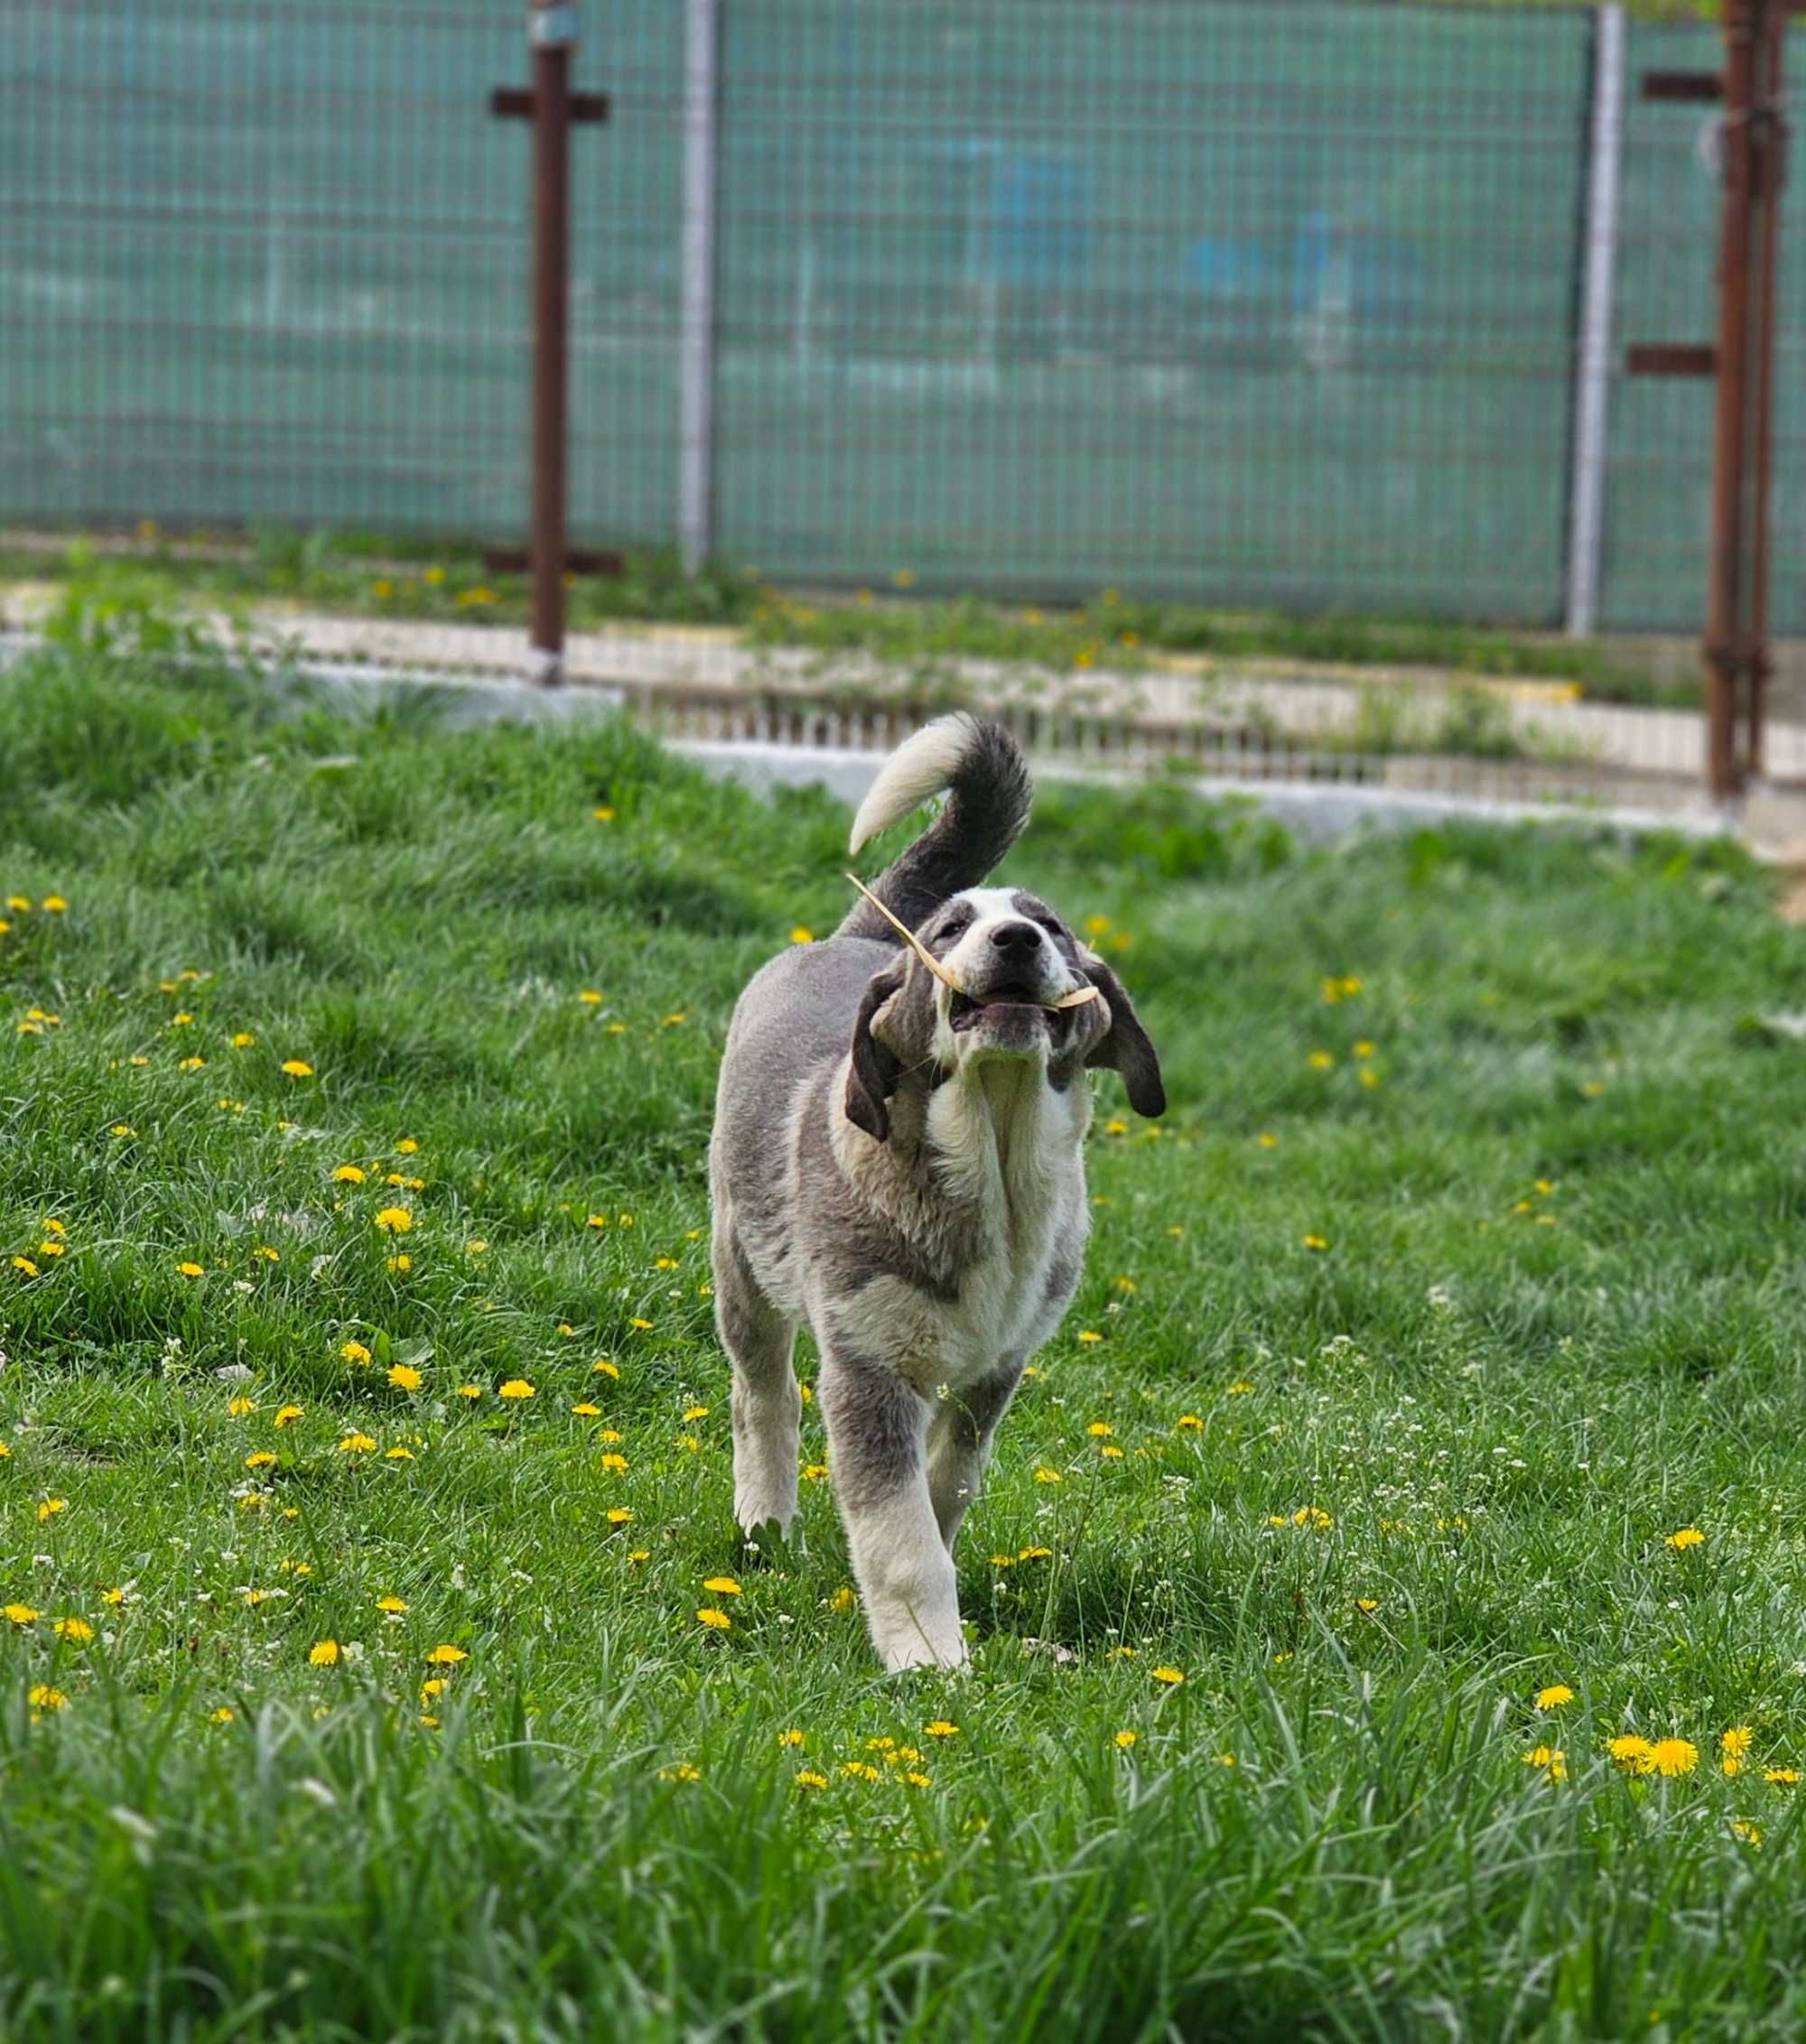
1034,916,1066,942
936,912,972,943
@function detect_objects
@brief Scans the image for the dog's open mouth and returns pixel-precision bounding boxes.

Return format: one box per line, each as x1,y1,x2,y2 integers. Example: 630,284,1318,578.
950,986,1064,1036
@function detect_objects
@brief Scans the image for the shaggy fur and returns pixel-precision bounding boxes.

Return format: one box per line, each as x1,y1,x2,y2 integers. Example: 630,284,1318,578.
709,716,1164,1669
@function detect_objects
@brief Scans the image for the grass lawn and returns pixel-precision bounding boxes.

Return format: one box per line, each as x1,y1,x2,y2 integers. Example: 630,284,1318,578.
3,643,1806,2040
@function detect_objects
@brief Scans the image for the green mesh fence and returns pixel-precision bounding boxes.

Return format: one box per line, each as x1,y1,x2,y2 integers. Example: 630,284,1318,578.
0,1,1798,634
0,1,681,544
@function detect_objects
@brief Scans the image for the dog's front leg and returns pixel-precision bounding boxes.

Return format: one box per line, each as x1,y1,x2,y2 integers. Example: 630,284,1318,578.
926,1358,1023,1554
818,1340,966,1672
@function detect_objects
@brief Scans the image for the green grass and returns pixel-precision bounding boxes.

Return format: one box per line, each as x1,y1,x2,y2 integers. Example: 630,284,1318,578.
1,532,1687,710
3,642,1806,2039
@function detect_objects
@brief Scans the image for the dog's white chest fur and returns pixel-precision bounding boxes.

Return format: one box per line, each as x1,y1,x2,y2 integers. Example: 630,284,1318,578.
917,1067,1090,1384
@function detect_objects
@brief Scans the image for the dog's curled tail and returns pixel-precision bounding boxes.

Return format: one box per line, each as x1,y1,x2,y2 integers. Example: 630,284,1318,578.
838,714,1032,942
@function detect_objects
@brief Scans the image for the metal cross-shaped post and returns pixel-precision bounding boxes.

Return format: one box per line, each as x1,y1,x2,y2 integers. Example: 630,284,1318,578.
492,1,610,686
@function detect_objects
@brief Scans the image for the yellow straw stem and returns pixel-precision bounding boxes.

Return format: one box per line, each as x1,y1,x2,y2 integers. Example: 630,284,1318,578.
843,873,1099,1010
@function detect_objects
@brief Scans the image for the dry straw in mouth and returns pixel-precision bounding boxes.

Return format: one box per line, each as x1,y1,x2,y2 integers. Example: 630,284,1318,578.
844,873,1100,1010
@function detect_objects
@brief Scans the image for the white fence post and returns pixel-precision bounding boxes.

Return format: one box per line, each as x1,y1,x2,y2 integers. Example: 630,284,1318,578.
678,0,721,576
1565,4,1626,637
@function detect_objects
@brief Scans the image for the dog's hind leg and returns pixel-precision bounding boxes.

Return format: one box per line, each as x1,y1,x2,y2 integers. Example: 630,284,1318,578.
819,1340,966,1671
926,1358,1023,1554
713,1217,800,1538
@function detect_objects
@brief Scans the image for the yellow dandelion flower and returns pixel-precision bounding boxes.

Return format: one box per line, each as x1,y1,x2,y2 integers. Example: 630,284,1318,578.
789,927,815,946
629,1317,653,1332
682,1404,710,1422
309,1640,341,1667
337,1433,377,1454
592,1358,619,1379
333,1165,367,1184
1228,1379,1255,1396
1113,1730,1139,1751
1645,1738,1699,1777
1087,1422,1114,1438
1667,1527,1705,1551
457,1385,484,1400
374,1206,412,1234
384,1446,414,1461
1764,1767,1800,1785
923,1720,958,1739
51,1617,93,1643
795,1770,829,1791
498,1380,535,1400
28,1685,68,1713
600,1453,628,1473
1522,1745,1568,1780
108,1124,135,1138
340,1341,372,1366
37,1498,66,1522
1302,1233,1329,1252
465,1239,489,1255
244,1450,277,1471
803,1463,828,1482
1033,1467,1063,1484
703,1576,742,1597
831,1586,856,1614
605,1507,633,1525
231,1031,256,1048
424,1644,468,1666
841,1761,881,1782
571,1402,602,1417
377,1596,409,1614
1176,1413,1204,1431
1355,1597,1380,1614
696,1607,731,1631
176,1261,205,1278
209,1706,236,1724
11,1257,39,1278
1150,1667,1185,1686
1536,1685,1574,1711
4,1603,38,1626
280,1060,314,1078
1307,1050,1335,1071
387,1363,423,1391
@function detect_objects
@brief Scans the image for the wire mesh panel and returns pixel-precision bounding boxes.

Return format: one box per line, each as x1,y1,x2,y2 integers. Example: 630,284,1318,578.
1604,15,1803,636
0,1,1798,637
710,0,1594,619
0,0,682,544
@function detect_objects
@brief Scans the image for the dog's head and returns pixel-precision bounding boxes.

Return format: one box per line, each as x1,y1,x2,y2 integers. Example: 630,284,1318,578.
845,887,1164,1142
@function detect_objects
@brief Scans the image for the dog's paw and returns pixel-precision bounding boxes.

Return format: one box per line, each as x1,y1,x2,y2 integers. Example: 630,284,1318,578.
740,1516,804,1568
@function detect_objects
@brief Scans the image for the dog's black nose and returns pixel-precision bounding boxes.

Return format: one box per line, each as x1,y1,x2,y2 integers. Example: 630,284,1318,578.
990,920,1041,954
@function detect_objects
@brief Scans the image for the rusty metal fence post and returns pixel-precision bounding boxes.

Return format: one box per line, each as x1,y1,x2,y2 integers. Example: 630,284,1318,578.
1626,1,1791,804
492,3,610,687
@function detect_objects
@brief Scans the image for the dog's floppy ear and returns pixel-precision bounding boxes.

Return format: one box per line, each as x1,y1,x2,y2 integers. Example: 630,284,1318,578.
845,963,906,1142
1082,955,1165,1118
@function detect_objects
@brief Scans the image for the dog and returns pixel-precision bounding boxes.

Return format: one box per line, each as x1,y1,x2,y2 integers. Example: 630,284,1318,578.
709,715,1164,1669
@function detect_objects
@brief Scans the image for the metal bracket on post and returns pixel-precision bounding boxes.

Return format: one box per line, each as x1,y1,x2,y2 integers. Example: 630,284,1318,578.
491,0,610,688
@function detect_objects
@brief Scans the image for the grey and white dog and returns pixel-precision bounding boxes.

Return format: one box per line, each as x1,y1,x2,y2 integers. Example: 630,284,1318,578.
709,715,1165,1670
